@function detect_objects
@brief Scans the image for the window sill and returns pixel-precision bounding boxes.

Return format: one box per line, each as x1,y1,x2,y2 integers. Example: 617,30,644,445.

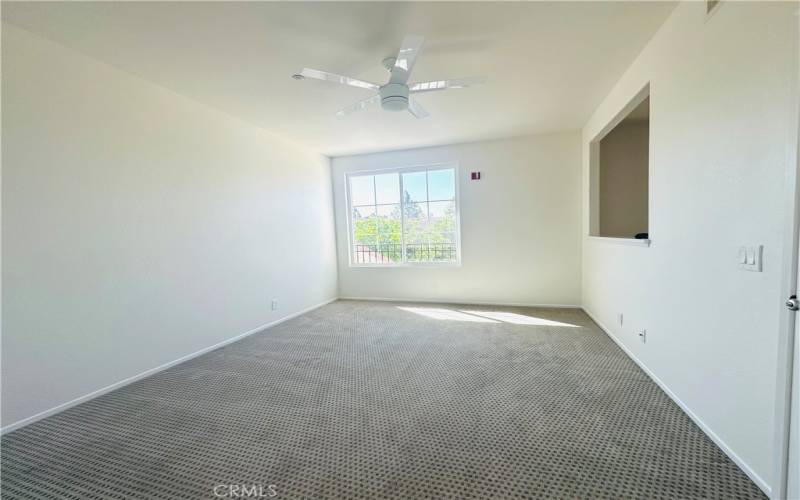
349,262,462,268
586,236,651,247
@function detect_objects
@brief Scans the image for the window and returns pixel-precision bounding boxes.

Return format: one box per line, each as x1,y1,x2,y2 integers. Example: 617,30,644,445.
589,85,650,241
347,165,460,266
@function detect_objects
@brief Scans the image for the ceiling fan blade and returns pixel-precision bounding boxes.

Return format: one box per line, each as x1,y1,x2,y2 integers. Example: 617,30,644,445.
409,76,487,93
407,99,430,119
389,35,424,84
300,68,379,91
336,94,381,117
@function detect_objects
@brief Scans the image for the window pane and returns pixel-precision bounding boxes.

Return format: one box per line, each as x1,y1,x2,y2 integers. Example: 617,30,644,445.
402,202,428,244
352,205,376,220
375,173,400,205
376,204,402,234
407,233,457,262
352,205,376,246
375,240,402,263
438,232,457,244
402,171,427,203
350,175,374,206
376,204,402,260
428,200,456,233
430,236,457,261
354,243,382,264
405,245,426,262
375,203,400,218
352,204,377,264
428,168,455,201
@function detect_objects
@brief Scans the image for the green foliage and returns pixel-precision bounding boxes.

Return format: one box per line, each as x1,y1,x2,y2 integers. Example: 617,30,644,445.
353,213,400,245
353,199,456,262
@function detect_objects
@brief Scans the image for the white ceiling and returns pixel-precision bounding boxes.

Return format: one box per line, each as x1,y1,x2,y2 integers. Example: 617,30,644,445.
2,1,675,157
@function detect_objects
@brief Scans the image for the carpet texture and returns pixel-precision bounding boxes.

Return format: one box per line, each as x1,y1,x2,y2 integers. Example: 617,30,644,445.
1,300,765,499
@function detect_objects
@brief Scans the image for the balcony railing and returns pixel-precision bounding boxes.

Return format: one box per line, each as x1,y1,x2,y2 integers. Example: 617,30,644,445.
354,243,456,264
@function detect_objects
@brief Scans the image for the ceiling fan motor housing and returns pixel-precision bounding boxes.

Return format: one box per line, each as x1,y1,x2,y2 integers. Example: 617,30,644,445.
380,83,409,112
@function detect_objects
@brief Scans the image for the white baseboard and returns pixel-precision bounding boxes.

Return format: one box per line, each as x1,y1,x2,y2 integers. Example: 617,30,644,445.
339,296,580,309
0,297,338,435
582,307,772,497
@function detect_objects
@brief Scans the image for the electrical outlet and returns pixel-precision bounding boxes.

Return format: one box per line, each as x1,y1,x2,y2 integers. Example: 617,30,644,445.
618,313,624,326
271,299,278,311
638,330,647,343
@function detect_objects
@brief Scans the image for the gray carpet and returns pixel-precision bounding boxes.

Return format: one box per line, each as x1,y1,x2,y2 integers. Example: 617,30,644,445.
1,300,765,499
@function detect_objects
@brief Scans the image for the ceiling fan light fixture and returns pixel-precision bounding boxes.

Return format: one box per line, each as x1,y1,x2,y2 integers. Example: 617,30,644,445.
379,83,409,112
381,96,409,112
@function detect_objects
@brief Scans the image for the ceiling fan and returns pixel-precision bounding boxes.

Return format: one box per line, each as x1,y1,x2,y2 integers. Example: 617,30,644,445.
295,35,486,119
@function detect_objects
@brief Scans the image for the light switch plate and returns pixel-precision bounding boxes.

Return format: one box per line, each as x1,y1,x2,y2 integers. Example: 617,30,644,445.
739,245,763,272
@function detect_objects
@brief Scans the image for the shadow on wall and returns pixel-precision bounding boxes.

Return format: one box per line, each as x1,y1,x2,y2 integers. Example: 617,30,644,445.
397,307,579,327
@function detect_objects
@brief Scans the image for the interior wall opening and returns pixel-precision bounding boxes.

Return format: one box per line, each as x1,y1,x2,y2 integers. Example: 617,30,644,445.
590,88,650,240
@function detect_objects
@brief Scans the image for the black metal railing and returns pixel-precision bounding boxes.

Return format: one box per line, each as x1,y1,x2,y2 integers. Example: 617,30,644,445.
354,243,456,264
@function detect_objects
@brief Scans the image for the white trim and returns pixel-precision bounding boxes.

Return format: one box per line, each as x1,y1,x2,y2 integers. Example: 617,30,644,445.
586,236,651,247
590,82,651,146
348,261,462,269
771,22,800,498
342,161,455,177
0,297,338,435
339,296,580,309
582,307,772,497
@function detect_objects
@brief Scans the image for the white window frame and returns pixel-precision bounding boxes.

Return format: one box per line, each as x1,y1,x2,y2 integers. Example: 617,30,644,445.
345,162,462,268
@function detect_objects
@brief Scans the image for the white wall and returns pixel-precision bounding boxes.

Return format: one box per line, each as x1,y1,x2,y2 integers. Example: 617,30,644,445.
331,134,582,306
581,2,798,495
1,24,338,429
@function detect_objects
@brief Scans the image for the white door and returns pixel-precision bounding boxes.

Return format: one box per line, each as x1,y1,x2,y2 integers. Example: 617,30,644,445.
779,67,800,500
787,101,800,500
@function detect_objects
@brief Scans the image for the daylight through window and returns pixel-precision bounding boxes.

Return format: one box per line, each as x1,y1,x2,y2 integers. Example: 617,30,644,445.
347,166,459,265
